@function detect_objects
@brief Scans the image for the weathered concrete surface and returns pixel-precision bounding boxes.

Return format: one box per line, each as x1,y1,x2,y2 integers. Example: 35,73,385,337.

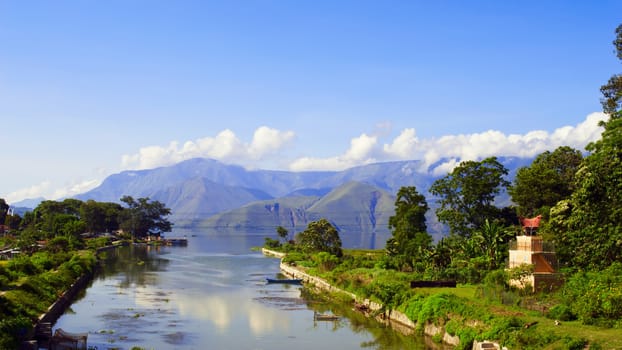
261,248,286,259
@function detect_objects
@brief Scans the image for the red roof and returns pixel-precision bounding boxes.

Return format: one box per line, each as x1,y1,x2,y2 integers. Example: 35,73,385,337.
520,215,542,228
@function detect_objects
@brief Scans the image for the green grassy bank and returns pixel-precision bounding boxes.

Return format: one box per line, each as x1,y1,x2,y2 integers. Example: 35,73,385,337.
0,250,97,348
275,249,621,350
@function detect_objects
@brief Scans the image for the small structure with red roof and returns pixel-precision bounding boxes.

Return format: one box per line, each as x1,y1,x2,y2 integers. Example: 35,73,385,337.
508,215,562,292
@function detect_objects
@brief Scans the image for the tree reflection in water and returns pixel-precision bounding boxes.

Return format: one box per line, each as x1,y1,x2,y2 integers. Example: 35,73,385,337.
57,240,448,349
96,244,170,288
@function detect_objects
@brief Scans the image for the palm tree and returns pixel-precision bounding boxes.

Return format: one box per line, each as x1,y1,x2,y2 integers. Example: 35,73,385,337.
471,219,512,270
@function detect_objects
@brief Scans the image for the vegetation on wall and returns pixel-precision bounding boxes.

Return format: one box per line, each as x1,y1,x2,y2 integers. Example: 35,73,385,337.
0,196,172,347
0,251,96,348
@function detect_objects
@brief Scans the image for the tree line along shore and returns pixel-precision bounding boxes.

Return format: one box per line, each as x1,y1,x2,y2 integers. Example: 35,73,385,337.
0,196,173,349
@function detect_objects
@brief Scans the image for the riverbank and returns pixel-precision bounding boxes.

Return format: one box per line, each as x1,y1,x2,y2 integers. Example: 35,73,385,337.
262,248,462,347
262,248,622,350
0,249,98,349
22,245,125,348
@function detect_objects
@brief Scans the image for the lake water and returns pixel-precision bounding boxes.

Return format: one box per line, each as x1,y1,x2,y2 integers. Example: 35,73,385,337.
53,234,442,349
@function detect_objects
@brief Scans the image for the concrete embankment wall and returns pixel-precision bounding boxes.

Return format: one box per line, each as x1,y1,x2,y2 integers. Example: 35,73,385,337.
28,246,118,344
37,271,93,325
262,248,460,347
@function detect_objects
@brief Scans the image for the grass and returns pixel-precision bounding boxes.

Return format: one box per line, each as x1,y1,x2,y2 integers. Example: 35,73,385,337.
280,248,622,350
415,285,478,299
411,285,622,349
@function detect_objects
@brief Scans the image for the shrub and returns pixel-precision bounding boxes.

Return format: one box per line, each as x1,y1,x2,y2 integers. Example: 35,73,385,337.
86,237,111,250
558,262,622,325
282,252,312,266
560,336,588,350
30,252,59,272
314,252,340,272
263,237,281,249
0,316,31,349
547,304,576,321
7,256,39,276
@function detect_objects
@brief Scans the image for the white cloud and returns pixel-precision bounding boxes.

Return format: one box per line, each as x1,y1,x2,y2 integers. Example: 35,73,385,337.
248,126,296,159
52,179,102,200
5,181,51,204
383,128,420,158
290,112,607,174
289,133,378,171
121,126,295,170
4,178,104,204
4,113,607,204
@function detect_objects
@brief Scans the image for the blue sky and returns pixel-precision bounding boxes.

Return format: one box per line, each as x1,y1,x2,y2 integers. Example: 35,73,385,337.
1,1,621,204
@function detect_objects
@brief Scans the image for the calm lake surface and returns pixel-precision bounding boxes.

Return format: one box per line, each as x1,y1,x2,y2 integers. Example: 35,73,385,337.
53,234,441,350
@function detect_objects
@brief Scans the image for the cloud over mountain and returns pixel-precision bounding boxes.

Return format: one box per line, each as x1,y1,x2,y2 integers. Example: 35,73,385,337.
120,113,606,174
4,112,607,204
291,112,607,174
121,126,295,170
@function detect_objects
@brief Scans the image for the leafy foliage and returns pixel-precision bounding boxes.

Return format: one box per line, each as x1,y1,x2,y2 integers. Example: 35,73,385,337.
0,198,8,225
548,25,622,270
386,186,432,271
119,196,173,239
296,218,343,257
430,157,510,238
0,251,96,348
80,200,123,233
509,146,583,217
556,263,622,326
471,219,513,270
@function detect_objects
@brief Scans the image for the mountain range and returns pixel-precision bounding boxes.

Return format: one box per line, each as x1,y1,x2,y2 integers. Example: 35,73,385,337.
68,157,532,248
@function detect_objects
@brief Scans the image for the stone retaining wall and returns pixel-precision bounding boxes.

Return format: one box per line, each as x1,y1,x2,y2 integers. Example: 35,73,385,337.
37,271,93,325
262,249,460,347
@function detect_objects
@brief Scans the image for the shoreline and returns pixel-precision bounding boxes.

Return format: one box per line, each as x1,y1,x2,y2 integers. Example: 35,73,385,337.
24,245,119,348
262,248,461,348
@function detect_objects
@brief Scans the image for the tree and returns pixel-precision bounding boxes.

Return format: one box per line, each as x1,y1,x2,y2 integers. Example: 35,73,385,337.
430,157,510,238
386,186,432,269
4,213,21,230
509,146,583,217
296,218,342,257
599,23,622,120
0,198,8,225
119,196,173,239
80,200,123,233
549,24,622,269
35,199,84,237
276,226,289,243
471,219,513,270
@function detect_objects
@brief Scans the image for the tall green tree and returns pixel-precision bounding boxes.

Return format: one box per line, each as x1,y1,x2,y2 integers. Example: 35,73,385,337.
276,226,289,242
119,196,173,239
35,199,84,237
0,198,8,225
509,146,583,217
549,24,622,269
80,200,123,233
471,219,513,270
296,218,342,257
386,186,432,269
430,157,510,238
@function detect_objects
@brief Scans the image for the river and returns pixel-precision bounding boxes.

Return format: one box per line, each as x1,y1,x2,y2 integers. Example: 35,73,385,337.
53,234,442,349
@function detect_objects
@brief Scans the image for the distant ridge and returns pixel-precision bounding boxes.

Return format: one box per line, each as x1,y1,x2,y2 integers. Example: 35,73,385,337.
10,197,45,209
74,157,533,248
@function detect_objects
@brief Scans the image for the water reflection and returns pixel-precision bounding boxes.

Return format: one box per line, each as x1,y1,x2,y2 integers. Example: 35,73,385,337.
54,237,442,349
97,244,170,287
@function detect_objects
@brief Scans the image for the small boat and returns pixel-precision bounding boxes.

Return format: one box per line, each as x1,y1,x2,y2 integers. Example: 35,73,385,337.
314,311,340,321
266,278,303,284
